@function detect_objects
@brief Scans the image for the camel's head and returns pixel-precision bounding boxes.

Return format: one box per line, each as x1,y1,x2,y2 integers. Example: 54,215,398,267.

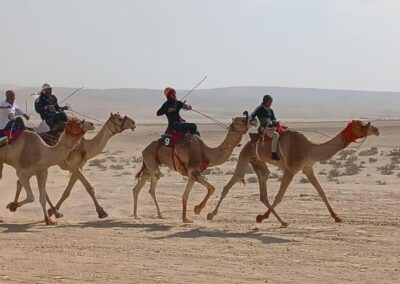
108,112,136,134
65,117,93,138
344,120,379,143
230,111,258,133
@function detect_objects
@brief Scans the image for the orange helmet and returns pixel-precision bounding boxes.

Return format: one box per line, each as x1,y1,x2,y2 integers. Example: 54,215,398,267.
164,87,176,98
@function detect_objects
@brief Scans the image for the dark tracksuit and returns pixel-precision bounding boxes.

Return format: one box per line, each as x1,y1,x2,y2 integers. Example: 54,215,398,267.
35,92,67,129
156,99,197,134
250,104,279,153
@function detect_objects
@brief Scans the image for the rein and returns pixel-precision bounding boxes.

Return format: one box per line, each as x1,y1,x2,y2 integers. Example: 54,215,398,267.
106,116,128,134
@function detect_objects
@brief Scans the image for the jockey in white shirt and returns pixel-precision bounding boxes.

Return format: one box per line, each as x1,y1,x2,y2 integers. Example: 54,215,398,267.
0,90,30,143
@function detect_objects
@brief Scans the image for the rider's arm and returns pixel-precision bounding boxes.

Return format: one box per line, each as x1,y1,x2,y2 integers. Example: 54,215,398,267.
156,102,168,116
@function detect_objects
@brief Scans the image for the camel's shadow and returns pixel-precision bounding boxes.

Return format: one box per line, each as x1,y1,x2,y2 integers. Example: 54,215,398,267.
152,228,294,245
59,219,174,233
0,221,42,233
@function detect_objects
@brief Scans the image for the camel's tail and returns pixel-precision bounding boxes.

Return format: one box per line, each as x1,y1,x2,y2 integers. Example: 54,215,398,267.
135,162,147,180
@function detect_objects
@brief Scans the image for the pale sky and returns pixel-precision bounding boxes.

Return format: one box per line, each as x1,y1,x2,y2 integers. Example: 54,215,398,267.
1,0,399,91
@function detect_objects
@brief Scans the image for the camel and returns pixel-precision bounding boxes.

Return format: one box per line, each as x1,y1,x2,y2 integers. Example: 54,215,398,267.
207,120,380,226
12,113,136,219
132,112,257,223
0,117,94,225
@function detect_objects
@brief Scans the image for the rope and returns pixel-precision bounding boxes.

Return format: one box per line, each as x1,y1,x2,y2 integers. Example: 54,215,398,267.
191,109,229,129
181,75,207,102
67,107,104,124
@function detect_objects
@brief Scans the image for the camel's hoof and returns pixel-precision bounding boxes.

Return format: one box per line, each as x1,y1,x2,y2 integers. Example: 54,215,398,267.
157,214,166,219
280,222,289,228
183,218,194,223
47,208,54,217
45,217,57,226
6,202,18,212
193,205,202,215
207,212,215,221
97,207,108,219
133,214,142,220
334,217,342,223
256,214,264,224
54,211,64,219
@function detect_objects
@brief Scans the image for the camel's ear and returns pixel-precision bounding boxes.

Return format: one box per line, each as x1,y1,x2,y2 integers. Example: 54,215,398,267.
364,121,371,128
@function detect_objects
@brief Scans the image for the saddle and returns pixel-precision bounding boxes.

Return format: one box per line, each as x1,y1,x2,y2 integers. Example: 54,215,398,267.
159,127,191,147
249,123,288,143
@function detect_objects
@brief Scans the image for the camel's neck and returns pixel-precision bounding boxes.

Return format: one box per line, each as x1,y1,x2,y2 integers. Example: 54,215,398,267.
46,133,81,165
81,121,114,159
204,129,243,167
311,130,349,162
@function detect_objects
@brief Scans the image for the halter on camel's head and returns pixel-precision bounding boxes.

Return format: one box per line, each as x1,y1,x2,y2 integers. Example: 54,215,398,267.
343,120,379,144
229,111,258,134
107,112,136,134
64,117,94,138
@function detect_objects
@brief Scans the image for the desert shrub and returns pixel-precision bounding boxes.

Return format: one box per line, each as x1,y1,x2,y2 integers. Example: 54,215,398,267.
270,172,281,179
203,167,223,175
358,147,378,156
390,156,399,164
328,168,340,180
338,149,356,160
121,171,131,175
246,176,258,183
132,156,143,163
320,160,328,165
299,176,310,183
88,158,107,171
328,160,342,168
377,164,396,175
318,170,327,175
368,157,378,163
110,164,124,170
225,170,234,175
397,173,400,178
376,180,386,185
387,149,400,157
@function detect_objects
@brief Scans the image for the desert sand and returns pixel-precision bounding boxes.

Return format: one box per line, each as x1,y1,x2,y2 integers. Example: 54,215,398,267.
0,120,399,283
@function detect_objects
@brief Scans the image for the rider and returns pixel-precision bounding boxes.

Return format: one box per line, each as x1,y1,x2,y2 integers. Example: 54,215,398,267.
34,83,69,130
156,87,199,135
250,94,280,161
0,90,30,143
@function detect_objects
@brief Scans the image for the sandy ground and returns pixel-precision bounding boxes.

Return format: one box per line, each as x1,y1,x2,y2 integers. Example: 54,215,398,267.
0,120,399,283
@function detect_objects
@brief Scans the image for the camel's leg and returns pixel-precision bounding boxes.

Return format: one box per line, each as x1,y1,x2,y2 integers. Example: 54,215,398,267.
36,170,56,225
256,171,294,223
53,173,78,213
303,167,342,222
6,180,24,212
74,170,108,218
7,173,34,210
207,159,250,221
192,173,215,215
251,160,288,227
0,162,3,179
148,173,164,219
182,178,195,223
132,175,147,219
45,193,63,219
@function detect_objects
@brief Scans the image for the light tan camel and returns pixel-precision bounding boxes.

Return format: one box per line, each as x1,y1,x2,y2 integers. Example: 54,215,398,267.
1,118,94,225
207,120,379,226
132,112,257,223
12,113,136,219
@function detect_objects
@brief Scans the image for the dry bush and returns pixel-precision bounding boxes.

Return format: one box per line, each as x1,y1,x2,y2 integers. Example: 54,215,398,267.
270,172,281,179
358,147,378,156
338,149,356,160
328,168,340,180
369,157,378,163
110,164,124,171
397,173,400,178
203,167,223,176
228,156,238,162
299,176,310,183
132,156,143,163
387,149,400,157
328,160,342,168
377,164,396,175
225,170,234,175
318,170,327,175
88,158,107,171
390,156,399,164
246,176,258,183
341,155,362,176
121,171,131,176
320,160,328,165
376,180,386,185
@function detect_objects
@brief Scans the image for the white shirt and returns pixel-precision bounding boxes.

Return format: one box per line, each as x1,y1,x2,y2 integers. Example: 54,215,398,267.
0,100,25,129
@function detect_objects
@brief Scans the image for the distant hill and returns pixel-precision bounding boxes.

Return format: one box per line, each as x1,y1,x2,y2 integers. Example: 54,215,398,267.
0,85,399,123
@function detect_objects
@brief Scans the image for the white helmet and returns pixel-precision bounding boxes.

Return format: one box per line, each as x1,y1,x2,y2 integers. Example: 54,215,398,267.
41,83,52,91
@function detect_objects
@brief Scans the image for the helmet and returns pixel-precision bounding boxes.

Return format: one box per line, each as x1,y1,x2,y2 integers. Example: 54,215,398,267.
164,87,176,97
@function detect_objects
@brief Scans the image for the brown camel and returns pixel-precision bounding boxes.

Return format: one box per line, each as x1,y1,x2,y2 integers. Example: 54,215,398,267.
132,112,257,223
207,120,379,226
12,113,136,219
1,118,94,225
